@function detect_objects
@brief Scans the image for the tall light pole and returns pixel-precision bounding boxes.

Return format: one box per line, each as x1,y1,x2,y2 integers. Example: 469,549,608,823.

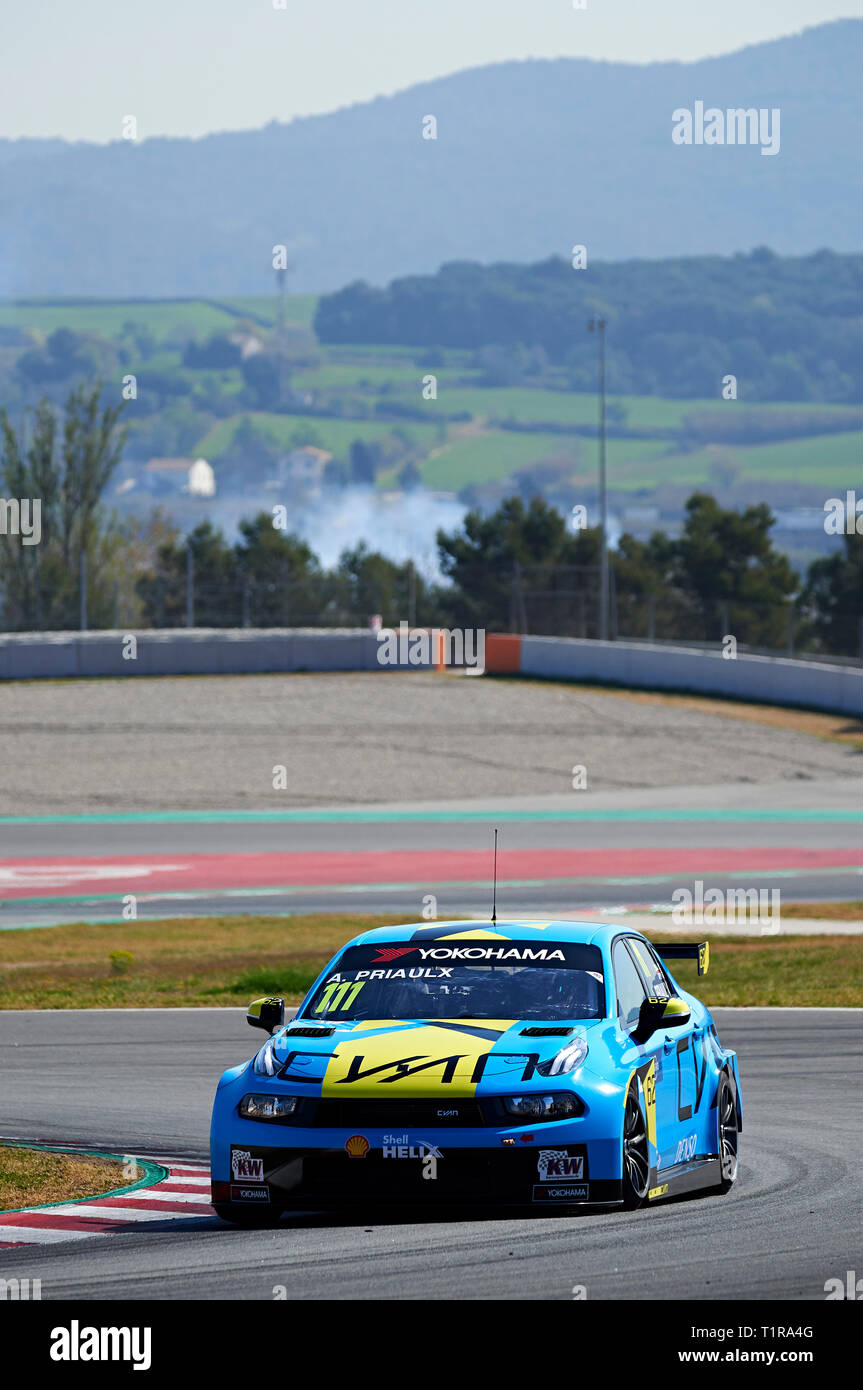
588,316,609,641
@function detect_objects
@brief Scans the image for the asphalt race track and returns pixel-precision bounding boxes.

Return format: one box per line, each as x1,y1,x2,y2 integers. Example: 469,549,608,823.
3,779,863,927
0,1006,859,1300
3,676,863,928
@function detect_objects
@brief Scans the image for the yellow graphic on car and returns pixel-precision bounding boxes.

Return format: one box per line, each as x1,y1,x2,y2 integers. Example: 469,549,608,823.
321,1021,517,1097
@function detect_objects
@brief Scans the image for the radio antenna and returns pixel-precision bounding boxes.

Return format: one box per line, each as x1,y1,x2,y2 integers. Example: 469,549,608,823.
491,827,499,924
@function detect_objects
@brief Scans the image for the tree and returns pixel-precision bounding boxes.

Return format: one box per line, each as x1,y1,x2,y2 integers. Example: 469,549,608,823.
436,491,797,643
398,461,423,492
136,520,239,628
670,493,797,646
236,512,325,625
16,329,93,386
107,507,181,628
332,543,442,627
182,335,242,369
314,250,863,405
349,438,379,486
0,385,127,629
800,534,863,656
241,354,281,409
323,458,349,489
437,495,594,629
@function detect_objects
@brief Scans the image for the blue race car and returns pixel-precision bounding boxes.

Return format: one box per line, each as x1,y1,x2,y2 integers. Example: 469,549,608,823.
210,920,741,1223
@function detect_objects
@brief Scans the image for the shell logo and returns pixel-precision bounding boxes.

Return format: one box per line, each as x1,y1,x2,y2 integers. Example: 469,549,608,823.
345,1134,370,1159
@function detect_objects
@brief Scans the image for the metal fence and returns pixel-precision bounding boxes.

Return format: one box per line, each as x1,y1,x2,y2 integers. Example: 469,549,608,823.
5,556,863,666
512,563,863,664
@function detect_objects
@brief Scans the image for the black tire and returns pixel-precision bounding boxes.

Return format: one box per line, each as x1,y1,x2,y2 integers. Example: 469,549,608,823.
621,1081,651,1209
213,1202,283,1228
715,1072,739,1194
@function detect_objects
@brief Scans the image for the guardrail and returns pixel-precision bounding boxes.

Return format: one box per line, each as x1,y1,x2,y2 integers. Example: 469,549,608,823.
484,634,863,717
0,629,385,679
4,627,863,718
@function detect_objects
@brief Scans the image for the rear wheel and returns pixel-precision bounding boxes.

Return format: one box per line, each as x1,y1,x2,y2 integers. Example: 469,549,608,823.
621,1082,650,1209
715,1073,739,1194
213,1203,283,1228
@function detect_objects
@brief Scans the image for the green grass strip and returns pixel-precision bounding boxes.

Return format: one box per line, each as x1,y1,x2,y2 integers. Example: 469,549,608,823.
0,1141,168,1214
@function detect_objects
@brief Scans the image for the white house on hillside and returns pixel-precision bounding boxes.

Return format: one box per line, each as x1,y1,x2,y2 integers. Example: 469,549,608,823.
275,446,333,497
142,457,216,497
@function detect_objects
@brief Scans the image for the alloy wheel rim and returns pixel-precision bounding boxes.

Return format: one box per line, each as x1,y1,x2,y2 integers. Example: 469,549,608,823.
624,1092,650,1196
719,1084,739,1182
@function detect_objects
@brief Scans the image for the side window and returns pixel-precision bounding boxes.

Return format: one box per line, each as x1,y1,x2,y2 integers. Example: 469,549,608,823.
612,940,648,1031
629,939,672,998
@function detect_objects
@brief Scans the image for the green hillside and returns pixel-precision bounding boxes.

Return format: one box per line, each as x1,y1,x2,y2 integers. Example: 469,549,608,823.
2,295,858,504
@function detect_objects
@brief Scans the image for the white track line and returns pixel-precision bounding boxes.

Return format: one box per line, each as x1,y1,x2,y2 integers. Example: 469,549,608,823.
117,1190,213,1205
0,1226,100,1244
37,1203,204,1223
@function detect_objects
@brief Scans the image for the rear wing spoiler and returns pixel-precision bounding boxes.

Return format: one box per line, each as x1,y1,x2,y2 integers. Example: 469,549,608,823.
656,942,710,977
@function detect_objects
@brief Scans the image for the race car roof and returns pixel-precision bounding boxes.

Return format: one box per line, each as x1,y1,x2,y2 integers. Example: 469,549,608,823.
342,920,623,951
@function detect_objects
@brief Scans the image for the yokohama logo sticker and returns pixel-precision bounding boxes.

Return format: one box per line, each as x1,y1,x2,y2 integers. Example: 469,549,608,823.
533,1184,589,1202
231,1185,269,1203
418,946,566,962
343,941,589,972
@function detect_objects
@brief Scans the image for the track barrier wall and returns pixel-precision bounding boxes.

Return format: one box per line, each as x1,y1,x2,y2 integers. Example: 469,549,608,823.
0,629,384,679
3,628,863,717
484,633,863,717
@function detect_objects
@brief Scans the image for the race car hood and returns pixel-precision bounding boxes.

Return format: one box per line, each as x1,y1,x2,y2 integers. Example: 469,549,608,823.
259,1017,601,1098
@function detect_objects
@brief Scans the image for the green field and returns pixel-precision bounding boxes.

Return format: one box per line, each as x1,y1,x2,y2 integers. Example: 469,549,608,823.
620,429,863,491
384,386,722,430
218,294,319,328
1,913,859,1010
6,296,862,500
414,431,670,490
329,342,450,361
0,295,316,342
293,363,478,391
294,377,863,426
195,410,440,460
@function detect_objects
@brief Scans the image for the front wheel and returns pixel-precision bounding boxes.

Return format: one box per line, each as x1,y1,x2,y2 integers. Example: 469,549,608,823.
621,1082,651,1209
715,1072,739,1194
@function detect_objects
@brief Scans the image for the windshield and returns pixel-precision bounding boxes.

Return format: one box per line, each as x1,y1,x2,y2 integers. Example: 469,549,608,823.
302,940,605,1022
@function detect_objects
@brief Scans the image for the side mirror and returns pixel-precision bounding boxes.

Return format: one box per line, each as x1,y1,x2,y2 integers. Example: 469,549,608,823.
633,995,691,1043
246,995,285,1034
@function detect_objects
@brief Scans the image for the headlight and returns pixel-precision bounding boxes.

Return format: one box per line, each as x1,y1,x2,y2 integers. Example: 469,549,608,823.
239,1093,299,1120
253,1037,279,1076
535,1037,588,1077
501,1093,581,1120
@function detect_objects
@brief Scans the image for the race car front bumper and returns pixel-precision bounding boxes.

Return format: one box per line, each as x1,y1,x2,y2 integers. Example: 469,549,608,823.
212,1137,623,1208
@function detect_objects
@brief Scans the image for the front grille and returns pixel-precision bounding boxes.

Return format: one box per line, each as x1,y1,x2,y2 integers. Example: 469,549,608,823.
310,1099,485,1128
302,1152,496,1196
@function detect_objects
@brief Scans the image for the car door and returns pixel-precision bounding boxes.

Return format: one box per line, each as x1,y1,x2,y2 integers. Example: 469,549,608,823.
627,936,701,1170
613,936,687,1172
611,938,668,1177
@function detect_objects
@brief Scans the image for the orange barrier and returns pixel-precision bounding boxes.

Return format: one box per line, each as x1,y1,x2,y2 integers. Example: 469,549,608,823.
484,633,523,674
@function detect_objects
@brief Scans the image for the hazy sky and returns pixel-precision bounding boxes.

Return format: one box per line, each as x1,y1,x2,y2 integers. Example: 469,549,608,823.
4,0,863,142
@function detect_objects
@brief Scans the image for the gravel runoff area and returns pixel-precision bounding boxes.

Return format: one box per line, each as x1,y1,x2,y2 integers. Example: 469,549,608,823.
0,672,860,815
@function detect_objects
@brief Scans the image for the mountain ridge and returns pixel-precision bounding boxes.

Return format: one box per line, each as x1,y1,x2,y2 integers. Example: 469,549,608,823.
1,19,861,298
